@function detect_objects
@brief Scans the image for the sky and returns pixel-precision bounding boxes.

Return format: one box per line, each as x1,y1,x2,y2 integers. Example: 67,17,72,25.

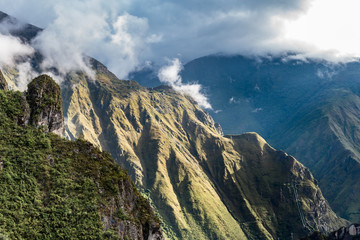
1,0,360,107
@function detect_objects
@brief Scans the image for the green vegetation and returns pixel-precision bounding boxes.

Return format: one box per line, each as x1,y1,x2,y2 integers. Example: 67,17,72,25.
0,85,161,239
26,74,63,126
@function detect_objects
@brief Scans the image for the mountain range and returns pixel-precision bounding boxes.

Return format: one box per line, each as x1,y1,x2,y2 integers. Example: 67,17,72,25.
0,11,357,240
133,54,360,224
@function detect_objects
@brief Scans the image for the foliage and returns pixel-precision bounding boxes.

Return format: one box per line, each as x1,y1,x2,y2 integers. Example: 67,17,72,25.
26,74,63,125
0,88,160,239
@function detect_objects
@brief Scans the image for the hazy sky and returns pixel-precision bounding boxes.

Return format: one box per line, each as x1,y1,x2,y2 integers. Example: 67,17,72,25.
1,0,360,78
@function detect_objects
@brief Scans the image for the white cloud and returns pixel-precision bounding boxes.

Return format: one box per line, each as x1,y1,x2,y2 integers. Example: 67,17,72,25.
0,0,314,77
316,67,339,80
15,62,38,91
104,13,152,78
252,108,263,113
229,97,242,104
0,33,39,90
31,1,104,77
281,0,360,60
0,33,34,67
2,0,360,79
158,58,212,109
27,1,157,79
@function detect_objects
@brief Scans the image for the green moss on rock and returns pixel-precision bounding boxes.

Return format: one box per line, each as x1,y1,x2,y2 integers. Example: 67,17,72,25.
26,74,65,136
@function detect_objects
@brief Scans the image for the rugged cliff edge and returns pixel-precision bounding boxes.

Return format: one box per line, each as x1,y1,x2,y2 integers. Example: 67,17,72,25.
0,75,163,240
26,75,65,136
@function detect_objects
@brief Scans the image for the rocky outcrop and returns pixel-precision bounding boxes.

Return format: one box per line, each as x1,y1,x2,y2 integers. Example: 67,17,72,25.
303,224,360,240
26,75,65,136
99,168,163,240
0,70,8,91
331,224,360,239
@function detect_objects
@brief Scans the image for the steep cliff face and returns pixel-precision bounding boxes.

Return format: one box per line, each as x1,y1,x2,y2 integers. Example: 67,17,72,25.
26,75,65,136
224,134,347,239
56,60,346,239
0,76,163,240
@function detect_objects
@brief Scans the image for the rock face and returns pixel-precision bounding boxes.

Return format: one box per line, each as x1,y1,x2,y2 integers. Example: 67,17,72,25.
0,70,8,91
303,224,360,240
26,75,65,136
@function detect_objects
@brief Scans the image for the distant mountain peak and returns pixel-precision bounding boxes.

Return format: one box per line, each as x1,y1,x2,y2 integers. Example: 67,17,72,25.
0,10,41,42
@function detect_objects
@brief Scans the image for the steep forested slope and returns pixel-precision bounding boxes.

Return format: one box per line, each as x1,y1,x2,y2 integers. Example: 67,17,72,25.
0,74,162,240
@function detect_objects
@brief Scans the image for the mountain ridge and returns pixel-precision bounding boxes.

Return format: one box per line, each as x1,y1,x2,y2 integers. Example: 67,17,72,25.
131,54,360,223
59,60,347,239
0,12,351,239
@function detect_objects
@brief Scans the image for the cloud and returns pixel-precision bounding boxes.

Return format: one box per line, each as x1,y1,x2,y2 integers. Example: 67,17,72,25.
30,1,106,77
0,0,314,78
26,0,158,79
0,13,25,35
2,0,359,80
158,58,212,109
229,97,242,104
100,13,154,78
15,62,38,91
0,33,34,67
252,107,263,113
0,33,39,91
282,0,360,60
124,0,313,61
